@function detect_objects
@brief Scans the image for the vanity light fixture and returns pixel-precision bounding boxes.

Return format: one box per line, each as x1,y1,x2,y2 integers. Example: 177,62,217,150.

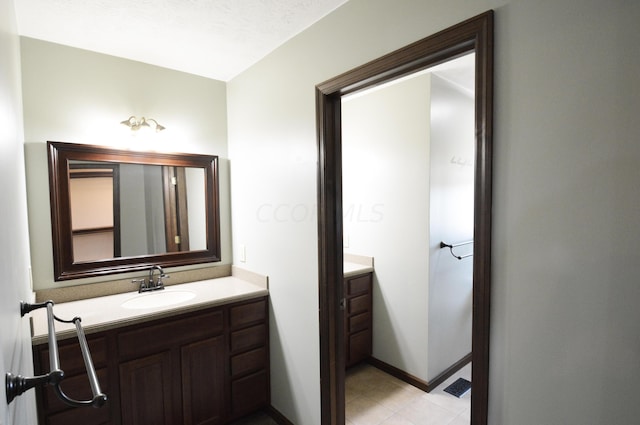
120,116,165,132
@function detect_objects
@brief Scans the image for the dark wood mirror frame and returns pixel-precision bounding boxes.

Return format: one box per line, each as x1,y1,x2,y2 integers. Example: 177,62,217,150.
316,11,493,425
48,141,221,281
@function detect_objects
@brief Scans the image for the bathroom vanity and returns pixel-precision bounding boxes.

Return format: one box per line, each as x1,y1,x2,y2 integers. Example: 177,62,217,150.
30,277,269,425
343,255,374,368
344,272,373,368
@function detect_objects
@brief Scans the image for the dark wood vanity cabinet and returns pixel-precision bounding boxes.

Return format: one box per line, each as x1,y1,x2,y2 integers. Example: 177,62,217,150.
228,299,269,421
344,272,373,367
32,296,269,425
117,309,226,425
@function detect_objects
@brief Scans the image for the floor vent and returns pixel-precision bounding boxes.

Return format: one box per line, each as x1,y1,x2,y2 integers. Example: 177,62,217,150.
443,377,471,398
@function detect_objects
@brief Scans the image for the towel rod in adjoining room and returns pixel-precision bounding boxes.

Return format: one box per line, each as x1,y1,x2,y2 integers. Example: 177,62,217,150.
440,240,474,260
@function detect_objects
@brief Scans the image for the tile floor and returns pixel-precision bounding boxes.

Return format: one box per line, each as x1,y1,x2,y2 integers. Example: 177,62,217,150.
345,363,471,425
233,362,471,425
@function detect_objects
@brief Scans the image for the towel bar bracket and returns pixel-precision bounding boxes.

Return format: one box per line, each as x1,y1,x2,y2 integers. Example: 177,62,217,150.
6,369,65,404
20,300,50,317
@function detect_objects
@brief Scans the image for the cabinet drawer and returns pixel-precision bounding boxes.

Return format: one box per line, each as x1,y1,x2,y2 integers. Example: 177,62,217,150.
348,294,370,315
118,310,223,359
346,274,371,296
231,324,266,353
37,336,108,375
348,329,372,365
46,397,112,425
349,312,370,333
231,347,267,377
230,298,267,329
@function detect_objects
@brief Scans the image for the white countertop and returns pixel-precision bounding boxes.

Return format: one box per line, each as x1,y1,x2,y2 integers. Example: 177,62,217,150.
344,261,374,278
30,276,268,345
343,253,374,278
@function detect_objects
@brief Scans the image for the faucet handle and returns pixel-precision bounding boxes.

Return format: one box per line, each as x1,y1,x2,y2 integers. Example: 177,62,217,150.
132,278,147,293
156,273,169,289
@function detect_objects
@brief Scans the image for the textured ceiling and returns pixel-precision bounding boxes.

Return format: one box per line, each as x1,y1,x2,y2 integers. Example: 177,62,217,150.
15,0,348,81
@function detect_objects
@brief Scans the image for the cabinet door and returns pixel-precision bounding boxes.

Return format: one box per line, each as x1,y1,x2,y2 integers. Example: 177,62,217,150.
181,336,225,425
230,370,269,417
119,351,175,425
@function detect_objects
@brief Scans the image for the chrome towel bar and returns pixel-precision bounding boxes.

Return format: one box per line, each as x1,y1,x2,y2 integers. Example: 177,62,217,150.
5,301,107,408
440,240,474,260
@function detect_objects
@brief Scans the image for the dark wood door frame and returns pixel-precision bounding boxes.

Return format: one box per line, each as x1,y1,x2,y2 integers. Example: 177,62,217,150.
163,166,191,252
316,11,493,425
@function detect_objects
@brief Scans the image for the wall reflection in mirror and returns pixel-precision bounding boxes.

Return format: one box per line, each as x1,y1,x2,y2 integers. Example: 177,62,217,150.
69,161,207,263
48,141,220,281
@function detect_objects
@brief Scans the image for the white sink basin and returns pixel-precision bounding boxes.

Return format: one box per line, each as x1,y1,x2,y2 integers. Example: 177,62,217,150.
121,290,196,310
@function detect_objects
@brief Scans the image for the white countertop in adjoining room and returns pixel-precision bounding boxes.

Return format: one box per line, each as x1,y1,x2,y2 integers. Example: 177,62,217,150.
30,275,268,345
343,261,374,277
343,253,374,278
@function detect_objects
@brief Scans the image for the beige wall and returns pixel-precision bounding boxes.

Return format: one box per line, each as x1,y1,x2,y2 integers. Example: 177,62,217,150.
70,177,113,229
70,175,115,261
21,37,231,291
227,0,640,424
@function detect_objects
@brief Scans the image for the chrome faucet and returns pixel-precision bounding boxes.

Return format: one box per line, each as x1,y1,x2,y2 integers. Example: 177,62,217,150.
148,265,167,290
132,265,169,293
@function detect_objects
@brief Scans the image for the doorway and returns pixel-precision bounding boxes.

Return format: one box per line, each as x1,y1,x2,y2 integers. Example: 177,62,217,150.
69,163,121,261
316,11,493,425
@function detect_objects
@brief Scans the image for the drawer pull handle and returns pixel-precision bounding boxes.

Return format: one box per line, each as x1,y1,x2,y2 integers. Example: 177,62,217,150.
5,301,108,408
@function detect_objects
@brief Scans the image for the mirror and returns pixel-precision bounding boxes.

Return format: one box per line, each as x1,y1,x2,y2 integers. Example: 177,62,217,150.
48,141,221,281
